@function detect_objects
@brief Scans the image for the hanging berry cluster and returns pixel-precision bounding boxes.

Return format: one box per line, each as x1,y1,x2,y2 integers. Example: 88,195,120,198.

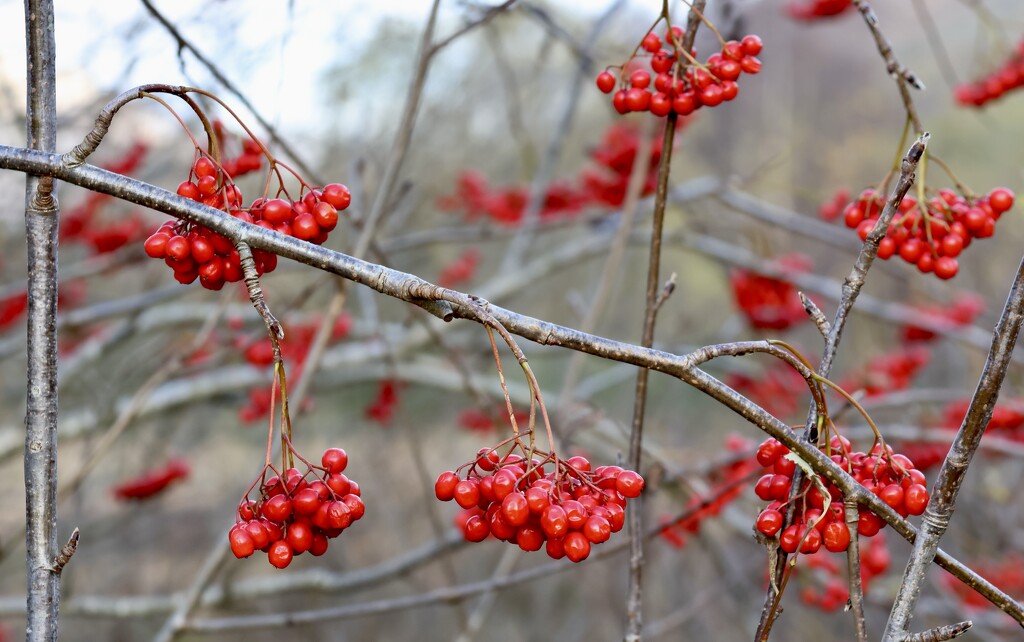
785,0,853,21
729,253,812,330
753,436,929,556
435,450,643,562
840,186,1015,280
800,535,890,612
229,447,365,568
111,457,190,501
596,27,763,117
901,293,984,342
144,152,351,289
955,39,1024,108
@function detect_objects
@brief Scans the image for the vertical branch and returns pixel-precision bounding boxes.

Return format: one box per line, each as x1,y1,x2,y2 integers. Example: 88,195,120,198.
844,500,868,642
883,253,1024,640
624,6,703,640
23,0,62,640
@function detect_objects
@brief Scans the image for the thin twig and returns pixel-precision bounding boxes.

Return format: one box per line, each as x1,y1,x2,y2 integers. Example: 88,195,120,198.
852,0,925,132
844,500,868,642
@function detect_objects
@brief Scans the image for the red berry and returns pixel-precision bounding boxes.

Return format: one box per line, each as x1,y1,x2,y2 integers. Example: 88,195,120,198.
989,187,1014,213
741,35,763,56
262,198,293,224
321,183,351,210
177,181,200,200
434,471,458,501
321,447,348,474
194,156,217,179
583,515,611,544
463,514,490,542
501,492,530,526
596,71,616,94
267,539,293,569
823,521,851,553
541,504,569,539
563,531,591,562
144,232,170,258
641,32,662,53
933,256,959,280
615,470,645,498
292,213,321,241
229,525,255,558
756,508,784,537
904,483,929,515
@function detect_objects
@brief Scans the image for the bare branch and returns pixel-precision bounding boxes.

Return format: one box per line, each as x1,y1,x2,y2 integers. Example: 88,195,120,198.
884,252,1024,638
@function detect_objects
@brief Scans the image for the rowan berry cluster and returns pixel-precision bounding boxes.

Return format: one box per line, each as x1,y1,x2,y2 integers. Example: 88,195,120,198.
61,143,148,255
660,436,759,548
838,346,930,399
435,451,643,562
729,253,812,330
753,436,929,556
112,457,190,501
941,553,1024,608
800,536,890,611
144,154,351,289
955,39,1024,108
840,186,1015,280
229,448,365,568
785,0,853,21
901,293,984,342
596,29,763,117
237,314,352,423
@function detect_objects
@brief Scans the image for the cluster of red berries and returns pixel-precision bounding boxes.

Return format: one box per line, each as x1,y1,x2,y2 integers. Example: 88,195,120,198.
941,552,1024,608
902,293,985,342
112,457,190,501
729,253,812,330
439,123,673,225
228,448,365,568
841,186,1016,280
955,39,1024,108
800,535,890,611
596,30,763,116
144,155,351,289
437,249,482,289
897,397,1024,470
818,188,851,221
660,435,759,548
364,380,401,424
236,315,352,423
211,120,264,178
61,143,149,255
838,346,930,399
785,0,852,21
435,451,643,562
457,406,530,434
726,360,808,420
753,436,929,556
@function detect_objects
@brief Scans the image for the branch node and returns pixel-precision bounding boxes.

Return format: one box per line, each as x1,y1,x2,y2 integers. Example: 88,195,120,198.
49,528,80,574
799,292,831,338
900,620,972,641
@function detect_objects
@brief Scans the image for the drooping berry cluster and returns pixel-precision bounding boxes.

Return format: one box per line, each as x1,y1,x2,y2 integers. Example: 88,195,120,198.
111,457,190,501
800,535,890,611
437,249,482,289
364,380,401,424
236,314,352,423
726,360,808,420
840,186,1016,280
838,346,930,399
211,120,264,178
901,293,985,342
61,143,149,255
955,39,1024,108
753,436,929,556
941,552,1024,608
596,30,763,117
457,406,530,434
228,448,365,568
817,188,851,221
729,253,812,330
785,0,853,21
435,451,643,562
144,154,351,289
660,435,759,548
